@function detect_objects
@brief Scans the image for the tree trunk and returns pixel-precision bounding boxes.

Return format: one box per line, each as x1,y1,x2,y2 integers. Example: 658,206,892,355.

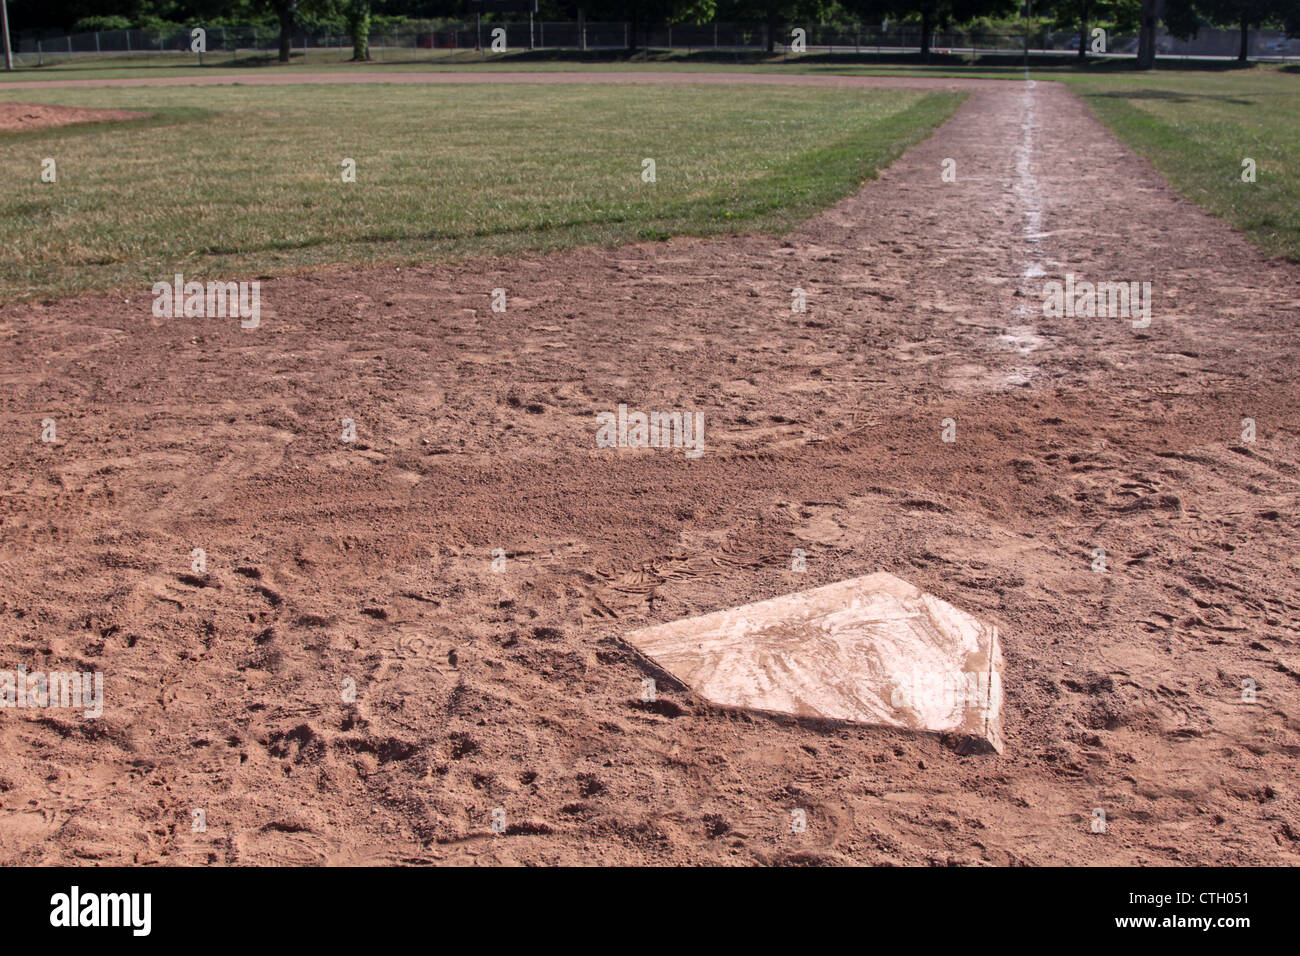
1238,16,1249,62
766,14,776,53
920,10,932,57
1136,0,1157,69
278,10,294,62
1078,1,1090,58
349,1,371,61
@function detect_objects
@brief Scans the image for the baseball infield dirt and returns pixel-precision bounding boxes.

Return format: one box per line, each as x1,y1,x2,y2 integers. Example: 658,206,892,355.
0,102,145,132
1,76,1297,865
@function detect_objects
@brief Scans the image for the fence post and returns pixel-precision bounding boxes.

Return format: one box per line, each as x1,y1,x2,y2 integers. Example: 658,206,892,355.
713,23,717,49
38,40,43,66
529,11,534,50
126,30,131,52
95,31,100,53
2,9,17,71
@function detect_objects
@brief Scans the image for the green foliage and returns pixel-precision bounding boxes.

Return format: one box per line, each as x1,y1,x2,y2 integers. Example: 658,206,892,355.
71,16,135,32
1110,0,1141,32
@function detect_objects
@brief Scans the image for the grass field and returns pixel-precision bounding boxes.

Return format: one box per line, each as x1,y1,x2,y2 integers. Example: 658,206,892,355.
1057,68,1300,262
0,49,1055,82
3,46,1295,81
1,59,1295,303
0,83,961,303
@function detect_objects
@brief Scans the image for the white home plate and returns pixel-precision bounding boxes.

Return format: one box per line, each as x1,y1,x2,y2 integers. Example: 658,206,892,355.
626,572,1004,753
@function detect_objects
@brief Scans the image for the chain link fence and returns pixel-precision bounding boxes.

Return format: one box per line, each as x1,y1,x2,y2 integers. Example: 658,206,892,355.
10,22,1299,65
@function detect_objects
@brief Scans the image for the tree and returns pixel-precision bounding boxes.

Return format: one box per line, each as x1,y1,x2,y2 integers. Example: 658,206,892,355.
250,0,334,62
1156,0,1295,63
1135,0,1157,67
345,0,370,60
755,0,825,52
842,0,1015,57
583,0,715,52
269,0,297,61
905,0,950,55
1044,0,1124,58
712,0,827,53
1161,0,1201,38
1197,0,1293,61
1075,0,1094,56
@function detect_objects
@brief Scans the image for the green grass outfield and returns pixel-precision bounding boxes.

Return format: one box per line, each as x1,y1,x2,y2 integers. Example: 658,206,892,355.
0,58,1295,303
1057,68,1299,263
0,50,1035,83
0,48,1128,84
0,83,962,303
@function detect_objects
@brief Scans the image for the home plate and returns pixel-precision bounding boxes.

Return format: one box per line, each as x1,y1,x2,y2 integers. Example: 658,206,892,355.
625,572,1004,753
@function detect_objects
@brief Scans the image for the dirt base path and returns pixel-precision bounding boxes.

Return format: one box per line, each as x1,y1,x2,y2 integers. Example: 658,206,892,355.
1,80,1298,865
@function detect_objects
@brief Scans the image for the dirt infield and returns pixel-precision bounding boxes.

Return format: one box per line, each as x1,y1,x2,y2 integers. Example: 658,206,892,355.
0,101,145,131
1,78,1298,865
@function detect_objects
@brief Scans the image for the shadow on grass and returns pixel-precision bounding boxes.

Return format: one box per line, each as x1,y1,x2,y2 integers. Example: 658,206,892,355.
199,51,362,68
1087,89,1255,105
464,48,1282,75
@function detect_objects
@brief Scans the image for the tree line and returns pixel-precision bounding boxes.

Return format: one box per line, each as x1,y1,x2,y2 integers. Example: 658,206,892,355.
14,0,1300,67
